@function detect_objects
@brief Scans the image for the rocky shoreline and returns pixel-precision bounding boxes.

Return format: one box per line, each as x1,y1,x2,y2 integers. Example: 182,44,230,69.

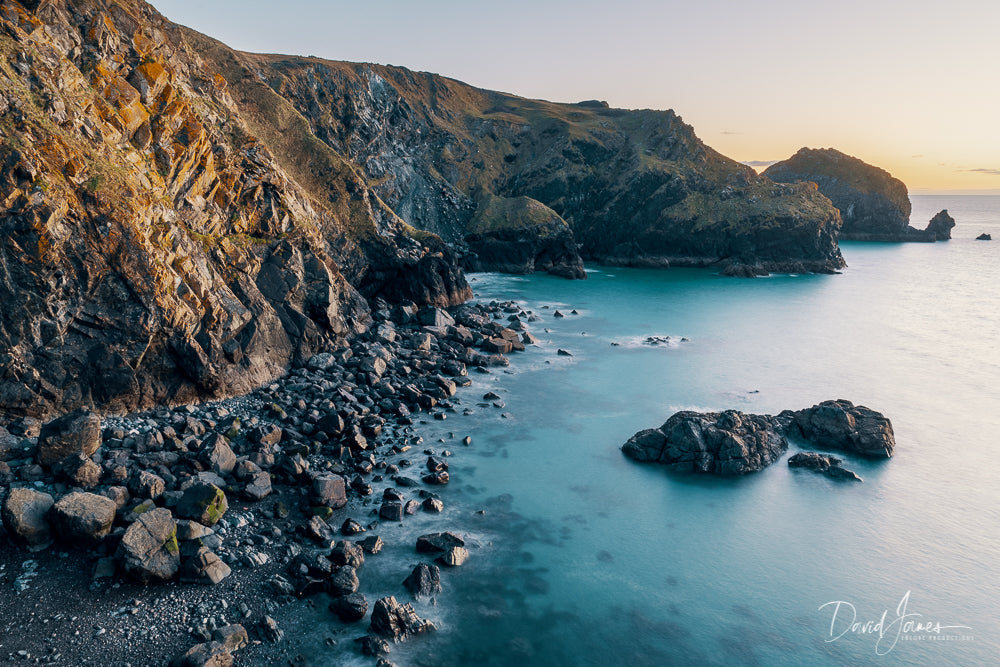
1,297,544,666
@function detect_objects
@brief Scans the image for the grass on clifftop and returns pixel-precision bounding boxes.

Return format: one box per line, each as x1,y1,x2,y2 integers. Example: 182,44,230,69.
467,193,568,234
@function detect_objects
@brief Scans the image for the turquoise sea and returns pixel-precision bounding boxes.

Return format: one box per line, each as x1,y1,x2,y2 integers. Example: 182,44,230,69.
305,195,1000,665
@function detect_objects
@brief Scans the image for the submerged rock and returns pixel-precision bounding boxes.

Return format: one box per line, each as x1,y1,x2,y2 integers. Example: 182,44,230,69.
787,452,863,482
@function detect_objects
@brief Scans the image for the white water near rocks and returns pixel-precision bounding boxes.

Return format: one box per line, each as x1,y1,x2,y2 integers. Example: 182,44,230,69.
305,195,999,665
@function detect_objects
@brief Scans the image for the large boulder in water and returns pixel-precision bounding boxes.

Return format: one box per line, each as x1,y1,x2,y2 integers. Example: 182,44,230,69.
783,399,895,458
623,400,895,475
622,410,788,474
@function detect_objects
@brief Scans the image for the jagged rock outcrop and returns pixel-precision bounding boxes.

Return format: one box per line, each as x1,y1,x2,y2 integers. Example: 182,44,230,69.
242,58,845,277
623,399,895,475
764,148,946,242
782,399,895,459
0,0,469,418
925,209,955,240
621,410,788,474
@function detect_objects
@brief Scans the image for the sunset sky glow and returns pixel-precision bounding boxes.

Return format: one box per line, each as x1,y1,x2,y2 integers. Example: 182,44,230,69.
156,0,1000,192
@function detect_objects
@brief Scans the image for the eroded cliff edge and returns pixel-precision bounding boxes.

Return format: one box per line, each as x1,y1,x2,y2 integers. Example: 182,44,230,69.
0,0,469,418
235,58,846,277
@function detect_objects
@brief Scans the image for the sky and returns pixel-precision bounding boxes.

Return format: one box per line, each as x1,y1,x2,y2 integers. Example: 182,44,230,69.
154,0,1000,193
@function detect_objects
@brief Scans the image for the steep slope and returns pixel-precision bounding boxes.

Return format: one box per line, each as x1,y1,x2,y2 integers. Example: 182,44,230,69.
244,59,846,276
764,147,943,241
0,0,468,418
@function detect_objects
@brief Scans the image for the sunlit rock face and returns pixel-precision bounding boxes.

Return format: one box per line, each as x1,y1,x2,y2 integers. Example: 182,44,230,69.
0,0,469,417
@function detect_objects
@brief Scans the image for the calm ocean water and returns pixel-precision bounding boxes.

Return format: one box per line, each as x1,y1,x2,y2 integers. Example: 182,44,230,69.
302,195,1000,665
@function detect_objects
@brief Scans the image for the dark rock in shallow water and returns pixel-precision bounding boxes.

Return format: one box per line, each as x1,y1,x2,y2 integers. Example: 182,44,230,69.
402,563,442,599
787,452,862,482
416,532,465,554
624,399,894,475
621,410,788,474
784,399,895,458
331,593,369,623
977,233,992,240
370,596,436,641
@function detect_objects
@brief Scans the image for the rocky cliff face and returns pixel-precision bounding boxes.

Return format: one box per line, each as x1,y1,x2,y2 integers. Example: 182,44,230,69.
764,148,950,242
0,0,468,418
246,60,846,276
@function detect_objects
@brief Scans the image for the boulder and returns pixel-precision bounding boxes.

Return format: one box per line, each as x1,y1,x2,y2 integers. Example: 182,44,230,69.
180,545,232,585
621,410,788,474
419,307,455,328
436,546,470,567
199,434,236,476
977,233,991,240
785,399,894,458
329,566,360,596
330,592,368,622
924,209,955,240
37,409,101,467
117,508,180,582
134,470,166,500
369,596,436,641
331,540,365,569
49,492,116,546
171,641,233,667
311,474,347,508
242,471,272,501
59,454,102,489
2,487,55,548
176,483,229,526
416,532,465,554
379,501,404,522
403,563,442,599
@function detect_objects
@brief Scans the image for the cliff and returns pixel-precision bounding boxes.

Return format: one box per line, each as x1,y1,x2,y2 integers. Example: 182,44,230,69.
236,57,846,276
0,0,851,418
0,0,468,418
764,148,950,242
